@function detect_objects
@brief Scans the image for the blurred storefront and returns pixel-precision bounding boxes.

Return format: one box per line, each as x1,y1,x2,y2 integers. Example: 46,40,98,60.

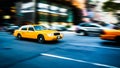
15,0,87,26
16,0,73,26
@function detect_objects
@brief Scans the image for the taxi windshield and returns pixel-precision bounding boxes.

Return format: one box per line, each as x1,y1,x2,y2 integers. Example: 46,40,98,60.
34,26,47,31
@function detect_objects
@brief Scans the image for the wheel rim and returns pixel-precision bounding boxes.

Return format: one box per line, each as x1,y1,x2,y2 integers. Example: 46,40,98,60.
79,32,85,35
17,35,21,39
39,37,43,42
38,36,44,43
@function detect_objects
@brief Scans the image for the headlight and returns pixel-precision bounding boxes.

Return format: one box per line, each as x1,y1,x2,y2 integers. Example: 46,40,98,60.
47,33,54,36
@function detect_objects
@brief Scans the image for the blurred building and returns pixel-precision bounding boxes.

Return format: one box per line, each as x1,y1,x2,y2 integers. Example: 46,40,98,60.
15,0,87,26
16,0,71,25
0,0,17,26
88,0,119,24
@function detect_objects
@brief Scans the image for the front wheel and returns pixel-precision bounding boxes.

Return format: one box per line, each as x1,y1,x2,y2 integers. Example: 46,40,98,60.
37,35,45,43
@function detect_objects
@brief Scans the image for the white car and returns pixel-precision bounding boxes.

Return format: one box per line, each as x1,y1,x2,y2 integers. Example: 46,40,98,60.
75,23,110,36
49,25,67,31
67,25,77,31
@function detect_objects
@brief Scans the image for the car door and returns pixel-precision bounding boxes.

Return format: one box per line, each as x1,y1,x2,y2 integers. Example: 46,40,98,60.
20,27,28,38
80,23,101,34
86,24,101,32
115,30,120,35
27,27,36,39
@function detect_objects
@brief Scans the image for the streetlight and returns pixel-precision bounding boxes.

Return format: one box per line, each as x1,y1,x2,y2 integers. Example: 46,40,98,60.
3,15,11,19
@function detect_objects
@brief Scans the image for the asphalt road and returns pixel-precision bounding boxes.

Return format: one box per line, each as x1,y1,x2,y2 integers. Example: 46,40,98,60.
0,31,120,68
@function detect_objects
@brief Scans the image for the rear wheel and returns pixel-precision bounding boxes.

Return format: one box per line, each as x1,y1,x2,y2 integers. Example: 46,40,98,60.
77,30,88,36
17,34,22,40
115,36,120,43
37,35,45,43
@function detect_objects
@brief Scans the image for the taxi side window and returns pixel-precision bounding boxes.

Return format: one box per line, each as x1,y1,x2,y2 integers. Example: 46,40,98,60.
28,27,34,31
21,27,27,30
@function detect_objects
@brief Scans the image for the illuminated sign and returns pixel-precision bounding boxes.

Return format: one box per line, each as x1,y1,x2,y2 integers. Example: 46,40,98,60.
38,3,49,9
3,15,11,19
20,2,68,15
50,6,59,11
59,8,67,12
21,2,34,9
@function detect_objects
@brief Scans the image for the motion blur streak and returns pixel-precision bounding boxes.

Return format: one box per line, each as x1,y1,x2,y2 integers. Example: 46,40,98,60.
41,53,118,68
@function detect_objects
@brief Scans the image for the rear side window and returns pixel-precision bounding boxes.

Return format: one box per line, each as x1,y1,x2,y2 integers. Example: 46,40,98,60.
79,24,86,27
34,26,47,31
88,25,99,27
21,27,27,30
79,23,99,27
28,27,34,31
79,23,87,27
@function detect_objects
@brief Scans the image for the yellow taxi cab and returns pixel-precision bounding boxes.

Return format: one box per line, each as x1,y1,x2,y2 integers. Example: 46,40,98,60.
100,29,120,42
13,25,63,43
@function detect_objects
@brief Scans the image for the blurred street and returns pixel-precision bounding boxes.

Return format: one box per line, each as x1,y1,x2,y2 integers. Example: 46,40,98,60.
0,31,120,68
0,0,120,68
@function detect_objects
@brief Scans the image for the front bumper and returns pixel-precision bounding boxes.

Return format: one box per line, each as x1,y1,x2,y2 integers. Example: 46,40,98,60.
45,35,63,41
100,35,116,41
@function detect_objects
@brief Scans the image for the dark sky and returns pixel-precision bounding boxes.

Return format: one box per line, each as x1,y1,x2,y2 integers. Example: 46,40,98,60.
0,0,15,9
0,0,18,24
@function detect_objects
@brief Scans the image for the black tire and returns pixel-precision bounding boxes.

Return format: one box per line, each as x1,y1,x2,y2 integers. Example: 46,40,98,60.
77,30,88,36
37,35,45,43
17,34,22,40
115,36,120,43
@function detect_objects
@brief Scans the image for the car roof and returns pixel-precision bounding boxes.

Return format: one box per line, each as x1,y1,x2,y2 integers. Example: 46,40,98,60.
79,23,97,25
21,25,43,27
79,23,102,26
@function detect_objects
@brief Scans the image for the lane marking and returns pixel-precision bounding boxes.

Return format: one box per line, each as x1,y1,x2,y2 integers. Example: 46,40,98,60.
69,43,120,50
41,53,118,68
